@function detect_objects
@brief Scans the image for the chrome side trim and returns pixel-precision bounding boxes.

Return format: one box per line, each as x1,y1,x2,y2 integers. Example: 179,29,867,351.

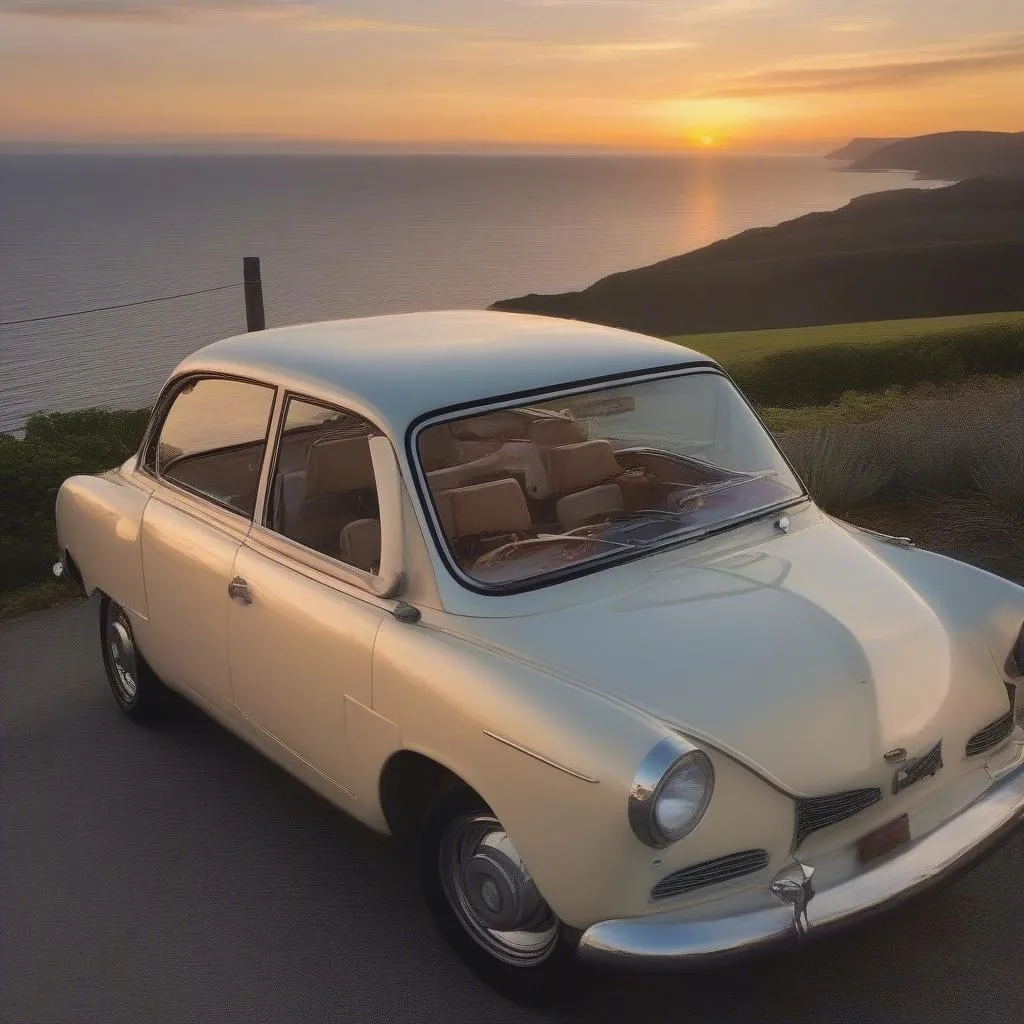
843,521,914,548
481,731,599,784
578,760,1024,969
245,524,396,607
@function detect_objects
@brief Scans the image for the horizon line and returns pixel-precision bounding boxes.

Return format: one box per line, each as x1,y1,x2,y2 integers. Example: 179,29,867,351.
0,142,855,159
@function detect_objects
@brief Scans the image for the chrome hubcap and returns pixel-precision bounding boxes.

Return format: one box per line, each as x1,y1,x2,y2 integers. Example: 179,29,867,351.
439,813,559,967
106,607,138,703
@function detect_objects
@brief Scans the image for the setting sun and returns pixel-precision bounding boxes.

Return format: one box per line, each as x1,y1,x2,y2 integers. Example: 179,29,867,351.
700,136,716,147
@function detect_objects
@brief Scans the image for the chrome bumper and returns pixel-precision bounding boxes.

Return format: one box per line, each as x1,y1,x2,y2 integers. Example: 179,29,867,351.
578,758,1024,969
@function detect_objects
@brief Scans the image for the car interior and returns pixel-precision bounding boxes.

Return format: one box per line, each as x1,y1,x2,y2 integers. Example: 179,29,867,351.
155,386,792,587
266,404,383,574
418,406,792,582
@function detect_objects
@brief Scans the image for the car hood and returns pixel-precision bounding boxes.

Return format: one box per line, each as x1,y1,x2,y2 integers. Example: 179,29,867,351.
443,517,1011,794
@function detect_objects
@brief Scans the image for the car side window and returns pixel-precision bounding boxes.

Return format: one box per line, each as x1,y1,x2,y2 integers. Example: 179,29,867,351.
265,397,381,575
145,376,275,517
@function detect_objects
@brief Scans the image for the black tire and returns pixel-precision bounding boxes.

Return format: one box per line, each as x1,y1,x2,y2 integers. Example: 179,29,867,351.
418,785,581,1003
99,596,167,724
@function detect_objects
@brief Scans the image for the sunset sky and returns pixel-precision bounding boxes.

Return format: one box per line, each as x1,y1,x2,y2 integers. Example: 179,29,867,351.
1,0,1021,151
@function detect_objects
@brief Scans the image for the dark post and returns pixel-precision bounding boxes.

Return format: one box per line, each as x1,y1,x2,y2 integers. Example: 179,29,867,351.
243,256,266,332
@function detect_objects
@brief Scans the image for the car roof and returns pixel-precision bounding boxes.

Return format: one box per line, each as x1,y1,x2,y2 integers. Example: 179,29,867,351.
175,310,714,436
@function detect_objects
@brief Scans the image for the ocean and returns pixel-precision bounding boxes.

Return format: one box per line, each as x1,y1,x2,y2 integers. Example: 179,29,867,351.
0,153,921,433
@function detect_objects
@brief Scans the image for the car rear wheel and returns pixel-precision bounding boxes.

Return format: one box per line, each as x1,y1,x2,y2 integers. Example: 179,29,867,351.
100,597,166,723
418,785,580,1002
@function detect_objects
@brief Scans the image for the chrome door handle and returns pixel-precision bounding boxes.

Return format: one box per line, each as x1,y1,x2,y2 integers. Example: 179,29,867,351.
228,577,252,605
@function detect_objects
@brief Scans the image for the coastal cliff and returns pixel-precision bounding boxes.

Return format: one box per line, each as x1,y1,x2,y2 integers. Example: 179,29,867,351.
842,130,1024,180
491,177,1024,335
826,138,904,161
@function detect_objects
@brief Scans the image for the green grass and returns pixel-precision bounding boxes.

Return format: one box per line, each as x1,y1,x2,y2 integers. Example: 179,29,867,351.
726,324,1024,407
759,373,1024,434
760,386,914,434
672,311,1024,364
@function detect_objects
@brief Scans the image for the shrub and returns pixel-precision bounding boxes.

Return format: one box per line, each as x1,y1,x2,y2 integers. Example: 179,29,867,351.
760,386,908,433
0,407,150,592
23,407,151,463
778,425,892,515
733,324,1024,407
775,378,1024,516
877,400,976,498
968,389,1024,511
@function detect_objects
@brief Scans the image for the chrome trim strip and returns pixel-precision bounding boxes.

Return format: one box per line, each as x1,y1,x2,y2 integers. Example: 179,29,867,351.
146,477,253,543
578,760,1024,968
244,525,398,613
252,385,285,526
481,731,599,784
841,521,914,548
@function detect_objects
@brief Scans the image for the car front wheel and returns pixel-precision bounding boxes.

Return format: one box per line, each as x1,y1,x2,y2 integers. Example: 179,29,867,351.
418,785,579,1001
99,596,166,723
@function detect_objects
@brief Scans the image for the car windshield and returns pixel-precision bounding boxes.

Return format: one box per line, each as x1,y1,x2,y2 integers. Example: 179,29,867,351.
415,371,804,589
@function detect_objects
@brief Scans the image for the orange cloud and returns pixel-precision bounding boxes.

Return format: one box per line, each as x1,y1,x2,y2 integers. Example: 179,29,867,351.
701,34,1024,97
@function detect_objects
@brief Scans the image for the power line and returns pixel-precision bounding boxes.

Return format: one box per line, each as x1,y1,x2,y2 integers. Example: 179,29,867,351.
0,282,243,327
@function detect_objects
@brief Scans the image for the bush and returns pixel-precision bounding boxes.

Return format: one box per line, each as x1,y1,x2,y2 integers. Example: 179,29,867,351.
733,324,1024,407
760,386,908,433
968,389,1024,511
775,379,1024,515
0,407,150,592
778,426,892,515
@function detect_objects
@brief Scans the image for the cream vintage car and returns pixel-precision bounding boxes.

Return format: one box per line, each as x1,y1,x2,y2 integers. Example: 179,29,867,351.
56,311,1024,997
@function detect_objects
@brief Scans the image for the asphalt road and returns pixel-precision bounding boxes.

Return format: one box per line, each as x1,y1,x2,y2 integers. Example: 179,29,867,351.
2,599,1022,1024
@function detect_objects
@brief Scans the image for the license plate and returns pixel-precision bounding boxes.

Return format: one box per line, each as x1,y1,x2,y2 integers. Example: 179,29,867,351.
857,813,911,864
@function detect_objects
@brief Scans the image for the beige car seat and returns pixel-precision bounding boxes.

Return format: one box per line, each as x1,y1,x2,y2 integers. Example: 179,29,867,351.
275,435,377,554
339,518,381,573
546,439,624,529
529,416,588,448
435,478,531,539
433,478,532,569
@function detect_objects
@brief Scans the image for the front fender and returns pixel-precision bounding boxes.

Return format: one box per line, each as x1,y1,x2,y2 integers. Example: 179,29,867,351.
56,471,151,618
371,615,795,930
838,523,1024,677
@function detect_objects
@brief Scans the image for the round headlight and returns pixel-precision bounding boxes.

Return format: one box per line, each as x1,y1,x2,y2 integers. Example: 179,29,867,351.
629,739,714,848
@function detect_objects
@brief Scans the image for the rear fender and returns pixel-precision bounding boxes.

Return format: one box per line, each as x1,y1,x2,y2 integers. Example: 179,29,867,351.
56,472,151,618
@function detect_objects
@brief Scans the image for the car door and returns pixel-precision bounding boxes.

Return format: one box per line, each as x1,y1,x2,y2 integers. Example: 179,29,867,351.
135,374,277,708
227,394,388,790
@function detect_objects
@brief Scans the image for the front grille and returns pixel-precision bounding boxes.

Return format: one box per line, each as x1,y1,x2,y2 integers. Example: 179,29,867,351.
1008,682,1023,729
966,710,1014,757
892,740,943,794
651,850,769,902
795,788,882,846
